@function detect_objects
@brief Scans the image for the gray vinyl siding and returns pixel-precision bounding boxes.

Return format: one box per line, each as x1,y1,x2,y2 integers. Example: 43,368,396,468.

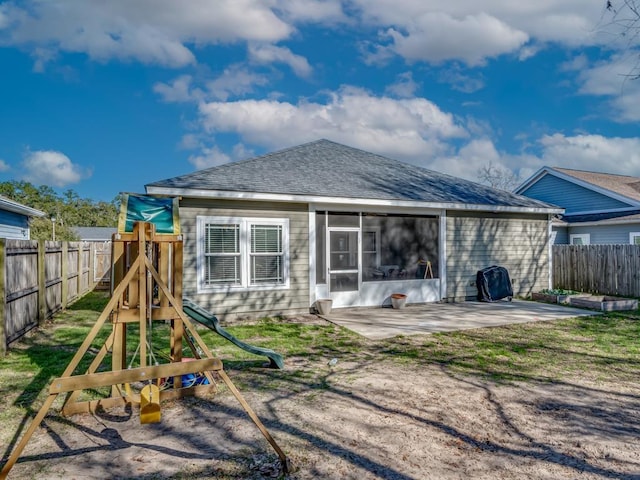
0,210,30,239
179,198,309,320
521,174,631,214
567,223,640,244
446,212,550,301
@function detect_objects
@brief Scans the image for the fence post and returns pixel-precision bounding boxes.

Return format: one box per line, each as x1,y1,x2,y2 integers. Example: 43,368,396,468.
77,242,82,297
0,239,6,356
61,242,68,310
38,240,46,324
88,242,96,292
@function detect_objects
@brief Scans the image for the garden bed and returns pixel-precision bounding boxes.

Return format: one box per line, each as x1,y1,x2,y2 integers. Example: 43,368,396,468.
569,295,638,311
531,290,587,304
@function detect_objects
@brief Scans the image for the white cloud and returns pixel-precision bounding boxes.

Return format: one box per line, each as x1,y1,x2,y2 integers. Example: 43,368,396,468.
428,133,640,187
385,72,420,98
353,1,618,65
430,138,502,181
0,159,10,172
197,86,468,161
0,0,621,70
535,133,640,175
154,75,202,103
276,0,346,23
248,44,313,77
155,66,270,103
438,68,484,93
207,65,270,100
577,53,640,122
385,12,529,66
188,145,231,170
21,150,88,187
560,53,589,72
179,134,201,150
0,5,9,30
0,0,293,68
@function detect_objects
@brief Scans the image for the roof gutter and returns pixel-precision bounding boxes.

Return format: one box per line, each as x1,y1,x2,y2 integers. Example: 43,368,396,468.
0,197,46,218
145,186,563,215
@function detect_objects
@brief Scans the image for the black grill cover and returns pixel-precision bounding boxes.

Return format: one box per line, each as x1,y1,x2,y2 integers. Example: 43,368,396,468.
476,266,513,302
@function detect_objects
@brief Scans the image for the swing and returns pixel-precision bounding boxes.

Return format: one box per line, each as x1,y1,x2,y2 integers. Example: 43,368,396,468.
140,384,161,424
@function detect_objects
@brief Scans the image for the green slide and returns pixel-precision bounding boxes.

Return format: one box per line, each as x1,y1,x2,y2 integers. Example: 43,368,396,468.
182,298,284,369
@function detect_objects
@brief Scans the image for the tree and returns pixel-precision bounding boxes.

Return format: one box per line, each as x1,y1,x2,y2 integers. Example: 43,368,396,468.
605,0,640,79
477,161,521,191
0,181,120,241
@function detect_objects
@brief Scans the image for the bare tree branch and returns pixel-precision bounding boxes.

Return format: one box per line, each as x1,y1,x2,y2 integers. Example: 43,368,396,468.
477,161,521,191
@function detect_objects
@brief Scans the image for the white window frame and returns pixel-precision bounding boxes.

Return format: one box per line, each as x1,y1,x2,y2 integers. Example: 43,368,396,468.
570,233,590,245
630,232,640,245
197,216,290,293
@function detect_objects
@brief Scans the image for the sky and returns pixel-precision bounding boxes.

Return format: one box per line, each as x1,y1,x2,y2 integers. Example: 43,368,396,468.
0,0,639,202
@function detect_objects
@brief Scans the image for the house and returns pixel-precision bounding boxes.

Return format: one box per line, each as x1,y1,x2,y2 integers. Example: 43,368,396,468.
515,166,640,245
146,139,561,319
72,226,117,241
0,195,45,240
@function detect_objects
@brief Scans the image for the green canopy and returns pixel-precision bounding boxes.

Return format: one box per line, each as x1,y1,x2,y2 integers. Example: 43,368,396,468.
118,194,180,235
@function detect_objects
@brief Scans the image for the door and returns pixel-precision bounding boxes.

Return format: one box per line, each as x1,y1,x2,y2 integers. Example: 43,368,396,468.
328,229,359,306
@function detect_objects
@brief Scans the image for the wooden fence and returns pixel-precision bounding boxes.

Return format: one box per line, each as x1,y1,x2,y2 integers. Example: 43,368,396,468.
0,240,112,355
552,244,640,297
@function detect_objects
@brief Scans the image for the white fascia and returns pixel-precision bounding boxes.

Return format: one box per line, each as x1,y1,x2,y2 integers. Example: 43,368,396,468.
0,197,46,217
145,187,563,215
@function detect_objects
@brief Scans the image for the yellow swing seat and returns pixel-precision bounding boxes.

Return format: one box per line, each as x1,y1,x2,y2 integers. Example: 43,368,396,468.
140,384,161,424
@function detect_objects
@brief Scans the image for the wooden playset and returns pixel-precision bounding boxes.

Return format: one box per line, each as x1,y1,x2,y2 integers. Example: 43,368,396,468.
0,196,287,478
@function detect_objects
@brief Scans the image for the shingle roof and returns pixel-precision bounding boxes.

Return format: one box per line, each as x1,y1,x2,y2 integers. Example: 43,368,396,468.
552,167,640,203
72,227,117,241
147,139,556,210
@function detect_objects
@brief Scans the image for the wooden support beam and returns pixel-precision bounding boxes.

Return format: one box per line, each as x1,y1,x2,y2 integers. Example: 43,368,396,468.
50,358,222,394
62,383,217,416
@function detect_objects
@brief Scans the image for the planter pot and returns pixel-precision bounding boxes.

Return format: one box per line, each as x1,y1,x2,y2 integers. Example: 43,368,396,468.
391,293,407,309
315,299,333,315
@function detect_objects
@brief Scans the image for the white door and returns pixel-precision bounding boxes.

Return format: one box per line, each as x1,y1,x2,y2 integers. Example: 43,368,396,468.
327,229,360,306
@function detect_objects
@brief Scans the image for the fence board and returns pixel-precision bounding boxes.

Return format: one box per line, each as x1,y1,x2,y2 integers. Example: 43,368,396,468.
1,240,112,354
552,244,640,297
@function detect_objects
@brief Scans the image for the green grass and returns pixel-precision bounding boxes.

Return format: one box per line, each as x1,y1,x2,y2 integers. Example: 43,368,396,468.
2,291,639,448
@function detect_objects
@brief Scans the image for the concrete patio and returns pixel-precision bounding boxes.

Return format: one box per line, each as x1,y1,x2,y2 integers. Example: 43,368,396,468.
320,299,599,340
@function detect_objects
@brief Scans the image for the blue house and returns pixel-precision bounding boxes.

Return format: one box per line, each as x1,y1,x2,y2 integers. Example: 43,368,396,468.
0,196,45,240
515,167,640,245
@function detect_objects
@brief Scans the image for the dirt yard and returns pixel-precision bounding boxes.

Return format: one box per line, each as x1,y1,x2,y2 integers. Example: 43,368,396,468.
5,349,639,479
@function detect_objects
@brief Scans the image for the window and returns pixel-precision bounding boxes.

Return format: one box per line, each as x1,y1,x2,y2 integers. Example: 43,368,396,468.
198,216,289,291
630,232,640,245
570,233,590,245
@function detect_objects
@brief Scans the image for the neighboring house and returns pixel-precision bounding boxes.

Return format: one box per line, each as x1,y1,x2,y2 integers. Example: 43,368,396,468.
515,166,640,245
72,226,117,241
0,196,45,240
146,139,561,319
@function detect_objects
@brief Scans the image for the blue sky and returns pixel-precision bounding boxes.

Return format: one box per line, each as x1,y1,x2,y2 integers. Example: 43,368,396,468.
0,0,639,202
